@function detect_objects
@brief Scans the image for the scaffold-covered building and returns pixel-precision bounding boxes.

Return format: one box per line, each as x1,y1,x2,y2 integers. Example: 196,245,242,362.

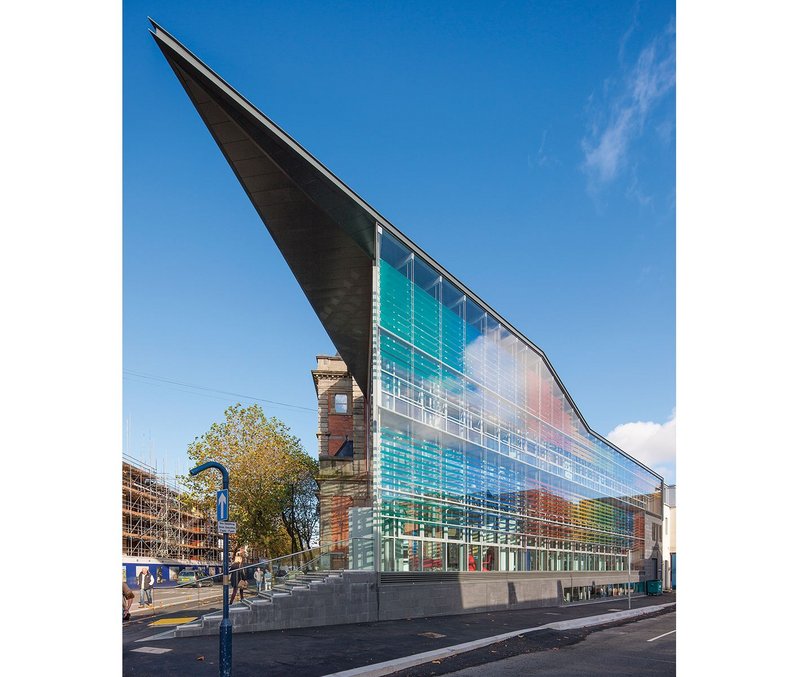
122,455,221,586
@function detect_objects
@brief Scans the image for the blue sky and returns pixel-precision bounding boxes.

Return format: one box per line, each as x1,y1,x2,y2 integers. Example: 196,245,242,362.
123,0,676,482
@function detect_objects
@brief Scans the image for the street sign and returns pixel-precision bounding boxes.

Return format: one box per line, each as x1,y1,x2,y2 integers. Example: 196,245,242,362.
216,489,229,521
188,459,233,677
218,521,237,534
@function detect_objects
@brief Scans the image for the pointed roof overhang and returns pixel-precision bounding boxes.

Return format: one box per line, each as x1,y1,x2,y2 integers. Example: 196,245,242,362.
150,21,379,393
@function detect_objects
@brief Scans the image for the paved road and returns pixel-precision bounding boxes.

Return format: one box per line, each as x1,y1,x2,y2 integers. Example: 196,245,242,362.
433,612,676,676
123,592,675,676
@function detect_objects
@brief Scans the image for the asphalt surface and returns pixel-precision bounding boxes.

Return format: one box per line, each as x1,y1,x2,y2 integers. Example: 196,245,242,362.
123,591,675,677
392,610,676,676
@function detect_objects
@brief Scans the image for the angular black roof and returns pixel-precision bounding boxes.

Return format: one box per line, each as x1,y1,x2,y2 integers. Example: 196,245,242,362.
151,20,377,392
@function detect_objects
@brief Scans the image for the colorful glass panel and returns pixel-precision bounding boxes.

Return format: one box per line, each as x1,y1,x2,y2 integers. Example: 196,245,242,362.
374,230,662,572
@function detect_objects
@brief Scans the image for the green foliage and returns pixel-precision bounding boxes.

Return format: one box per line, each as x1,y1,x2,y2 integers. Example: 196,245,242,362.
180,403,319,558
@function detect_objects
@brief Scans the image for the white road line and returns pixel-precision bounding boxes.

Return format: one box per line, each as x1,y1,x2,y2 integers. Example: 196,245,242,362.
130,647,173,654
136,629,177,642
647,629,676,642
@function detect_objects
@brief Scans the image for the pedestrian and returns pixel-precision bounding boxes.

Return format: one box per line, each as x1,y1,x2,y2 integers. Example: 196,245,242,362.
122,581,134,621
254,566,263,593
137,568,147,607
484,548,494,571
229,554,246,605
143,569,154,606
263,567,272,591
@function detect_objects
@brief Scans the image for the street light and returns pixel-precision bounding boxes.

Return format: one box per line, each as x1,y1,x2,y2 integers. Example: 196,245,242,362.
190,461,232,677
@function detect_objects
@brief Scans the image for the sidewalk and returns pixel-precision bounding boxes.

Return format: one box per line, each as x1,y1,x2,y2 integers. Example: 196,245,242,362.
124,591,676,677
126,585,232,619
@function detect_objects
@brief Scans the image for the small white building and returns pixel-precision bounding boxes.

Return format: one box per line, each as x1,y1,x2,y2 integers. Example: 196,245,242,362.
662,484,676,590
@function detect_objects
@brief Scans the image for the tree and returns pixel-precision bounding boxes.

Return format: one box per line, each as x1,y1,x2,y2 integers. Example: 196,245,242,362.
180,403,319,561
278,449,320,556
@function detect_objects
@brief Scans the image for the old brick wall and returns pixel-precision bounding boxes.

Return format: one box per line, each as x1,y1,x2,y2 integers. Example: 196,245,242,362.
312,355,370,552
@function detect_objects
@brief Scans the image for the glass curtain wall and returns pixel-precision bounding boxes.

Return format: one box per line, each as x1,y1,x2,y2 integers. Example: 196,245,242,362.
373,229,662,574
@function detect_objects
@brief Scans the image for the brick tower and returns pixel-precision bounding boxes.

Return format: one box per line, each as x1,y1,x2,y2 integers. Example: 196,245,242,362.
312,355,370,562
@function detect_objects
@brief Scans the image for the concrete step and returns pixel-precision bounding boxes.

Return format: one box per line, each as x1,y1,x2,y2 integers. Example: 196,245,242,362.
176,621,203,631
173,569,367,637
302,571,337,577
297,573,342,583
271,585,295,594
258,589,290,601
242,596,272,608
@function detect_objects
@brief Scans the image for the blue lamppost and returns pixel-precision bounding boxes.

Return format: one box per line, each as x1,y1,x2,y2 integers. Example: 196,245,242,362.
190,461,232,677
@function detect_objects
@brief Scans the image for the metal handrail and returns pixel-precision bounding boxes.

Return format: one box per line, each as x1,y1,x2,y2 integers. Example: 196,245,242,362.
277,552,328,582
177,537,373,588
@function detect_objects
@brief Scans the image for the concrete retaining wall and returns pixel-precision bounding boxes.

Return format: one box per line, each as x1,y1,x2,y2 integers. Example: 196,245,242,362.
376,571,636,621
175,570,641,637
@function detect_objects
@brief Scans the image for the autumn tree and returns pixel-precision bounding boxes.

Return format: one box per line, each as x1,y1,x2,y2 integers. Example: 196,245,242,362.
279,450,320,555
180,403,318,561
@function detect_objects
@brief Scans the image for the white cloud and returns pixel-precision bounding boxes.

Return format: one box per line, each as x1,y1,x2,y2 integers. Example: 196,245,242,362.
583,107,635,183
582,23,675,189
606,413,676,483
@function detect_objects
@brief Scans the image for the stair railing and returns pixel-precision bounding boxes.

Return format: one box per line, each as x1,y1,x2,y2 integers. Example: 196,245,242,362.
180,537,374,595
163,537,374,623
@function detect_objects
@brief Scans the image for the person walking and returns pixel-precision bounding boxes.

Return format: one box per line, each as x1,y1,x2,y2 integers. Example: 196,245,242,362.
263,567,272,591
254,566,263,593
143,569,154,606
122,582,134,621
229,555,247,605
137,568,147,607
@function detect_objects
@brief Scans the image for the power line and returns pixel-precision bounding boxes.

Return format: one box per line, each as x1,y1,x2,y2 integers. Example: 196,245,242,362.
124,374,255,406
123,369,317,413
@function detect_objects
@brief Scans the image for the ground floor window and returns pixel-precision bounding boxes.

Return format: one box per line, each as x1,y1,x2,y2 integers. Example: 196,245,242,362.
562,582,643,603
380,536,635,573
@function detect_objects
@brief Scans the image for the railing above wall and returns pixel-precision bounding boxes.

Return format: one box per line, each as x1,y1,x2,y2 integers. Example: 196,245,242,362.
378,569,645,585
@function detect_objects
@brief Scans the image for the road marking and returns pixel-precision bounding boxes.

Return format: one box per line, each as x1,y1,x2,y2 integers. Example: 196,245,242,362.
149,617,198,626
418,632,446,639
131,647,173,654
647,629,676,642
136,629,177,642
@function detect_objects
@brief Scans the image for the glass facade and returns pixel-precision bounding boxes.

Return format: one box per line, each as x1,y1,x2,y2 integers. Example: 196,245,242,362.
373,229,662,573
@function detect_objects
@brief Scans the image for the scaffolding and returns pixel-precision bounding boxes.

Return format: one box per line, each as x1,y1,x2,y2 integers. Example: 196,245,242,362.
122,454,221,564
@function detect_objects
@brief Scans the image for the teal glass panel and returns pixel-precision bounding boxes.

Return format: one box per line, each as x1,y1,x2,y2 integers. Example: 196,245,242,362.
380,259,412,341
